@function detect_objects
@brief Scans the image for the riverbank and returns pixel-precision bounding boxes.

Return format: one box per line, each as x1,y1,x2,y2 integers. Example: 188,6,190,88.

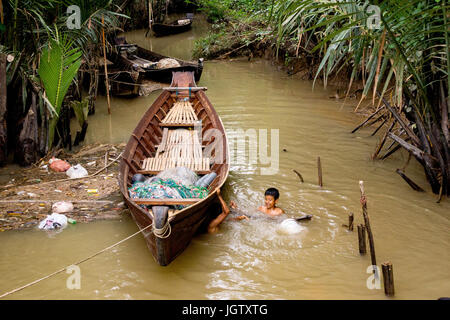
0,143,128,232
191,5,449,198
192,19,364,98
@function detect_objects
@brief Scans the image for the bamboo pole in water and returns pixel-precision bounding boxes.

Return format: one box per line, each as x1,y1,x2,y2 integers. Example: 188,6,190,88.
372,119,397,159
101,15,111,115
395,169,425,192
149,0,153,31
359,181,377,269
317,156,323,187
146,0,154,37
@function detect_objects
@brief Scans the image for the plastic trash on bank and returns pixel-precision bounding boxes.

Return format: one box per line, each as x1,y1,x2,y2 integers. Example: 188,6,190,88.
66,164,89,179
49,157,71,172
52,201,74,214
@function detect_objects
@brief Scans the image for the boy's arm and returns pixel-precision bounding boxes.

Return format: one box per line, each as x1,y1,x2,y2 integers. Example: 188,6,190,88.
229,201,247,215
229,201,250,220
207,189,231,233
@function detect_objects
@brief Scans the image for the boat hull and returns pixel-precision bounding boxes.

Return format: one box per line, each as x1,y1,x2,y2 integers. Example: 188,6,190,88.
118,74,229,266
124,189,221,266
108,46,203,85
152,20,192,37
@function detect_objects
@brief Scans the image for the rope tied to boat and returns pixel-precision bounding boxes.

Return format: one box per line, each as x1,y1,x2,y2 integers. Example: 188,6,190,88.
152,218,171,239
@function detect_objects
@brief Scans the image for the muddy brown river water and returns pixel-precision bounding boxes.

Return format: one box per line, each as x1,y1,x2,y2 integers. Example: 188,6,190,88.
0,17,449,300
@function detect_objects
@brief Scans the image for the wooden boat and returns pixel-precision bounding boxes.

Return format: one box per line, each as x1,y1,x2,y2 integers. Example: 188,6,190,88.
151,17,193,37
118,71,229,266
109,40,203,84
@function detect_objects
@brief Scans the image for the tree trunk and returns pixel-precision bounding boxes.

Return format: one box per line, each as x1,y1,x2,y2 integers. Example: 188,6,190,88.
88,69,98,115
56,102,72,150
0,54,7,165
17,92,38,166
39,97,49,156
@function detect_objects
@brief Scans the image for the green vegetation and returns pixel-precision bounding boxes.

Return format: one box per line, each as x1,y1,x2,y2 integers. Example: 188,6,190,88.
194,0,449,197
0,0,126,164
38,34,82,148
188,0,273,23
191,0,272,59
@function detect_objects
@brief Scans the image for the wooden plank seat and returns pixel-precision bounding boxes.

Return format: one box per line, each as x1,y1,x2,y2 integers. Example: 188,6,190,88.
139,157,210,173
159,122,201,127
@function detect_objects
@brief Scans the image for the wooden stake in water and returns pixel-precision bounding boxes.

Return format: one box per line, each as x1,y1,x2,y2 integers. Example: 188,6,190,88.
317,156,323,187
359,181,377,269
348,212,354,231
382,262,395,296
357,224,367,255
101,15,111,115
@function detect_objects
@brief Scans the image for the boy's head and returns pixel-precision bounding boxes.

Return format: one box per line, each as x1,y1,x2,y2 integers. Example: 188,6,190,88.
264,188,279,209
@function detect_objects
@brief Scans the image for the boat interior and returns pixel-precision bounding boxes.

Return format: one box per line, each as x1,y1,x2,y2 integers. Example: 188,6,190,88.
123,72,227,217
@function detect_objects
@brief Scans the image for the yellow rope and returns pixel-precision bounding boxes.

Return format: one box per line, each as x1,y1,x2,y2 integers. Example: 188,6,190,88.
0,223,153,299
152,218,171,239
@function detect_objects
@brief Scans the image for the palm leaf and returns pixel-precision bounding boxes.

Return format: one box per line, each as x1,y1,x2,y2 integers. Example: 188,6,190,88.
38,34,81,147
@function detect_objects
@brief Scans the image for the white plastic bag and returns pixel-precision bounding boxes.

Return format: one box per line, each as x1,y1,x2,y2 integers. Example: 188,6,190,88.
66,164,89,179
278,218,306,235
38,213,68,230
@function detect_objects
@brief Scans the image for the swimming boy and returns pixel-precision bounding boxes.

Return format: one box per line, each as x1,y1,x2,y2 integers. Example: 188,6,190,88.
207,187,285,233
230,187,284,219
257,187,285,217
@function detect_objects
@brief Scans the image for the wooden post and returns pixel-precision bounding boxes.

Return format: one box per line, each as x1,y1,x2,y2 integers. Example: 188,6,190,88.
0,53,7,166
149,0,153,31
348,212,354,231
359,181,377,268
357,224,366,255
101,15,111,115
382,262,395,296
317,156,323,187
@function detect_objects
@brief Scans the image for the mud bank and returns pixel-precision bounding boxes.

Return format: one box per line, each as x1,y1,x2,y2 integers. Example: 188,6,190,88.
0,143,128,231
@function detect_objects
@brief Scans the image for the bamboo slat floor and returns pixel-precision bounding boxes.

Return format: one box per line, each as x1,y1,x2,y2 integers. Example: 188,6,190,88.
139,101,210,174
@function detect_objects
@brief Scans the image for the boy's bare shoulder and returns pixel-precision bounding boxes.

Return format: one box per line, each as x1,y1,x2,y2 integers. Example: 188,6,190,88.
270,207,284,216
